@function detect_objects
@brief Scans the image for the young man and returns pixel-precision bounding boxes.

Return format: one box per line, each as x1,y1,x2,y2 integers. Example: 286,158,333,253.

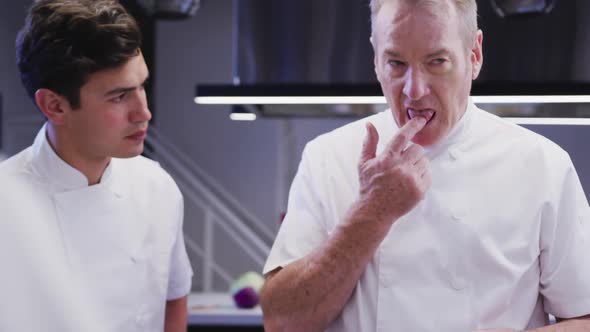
0,1,193,331
260,0,590,331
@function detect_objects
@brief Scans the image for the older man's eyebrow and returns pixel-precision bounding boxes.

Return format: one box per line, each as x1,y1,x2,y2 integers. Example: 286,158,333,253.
426,49,452,58
383,49,403,58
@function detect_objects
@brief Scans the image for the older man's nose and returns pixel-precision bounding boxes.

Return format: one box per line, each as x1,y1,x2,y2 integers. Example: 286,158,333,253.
402,68,430,101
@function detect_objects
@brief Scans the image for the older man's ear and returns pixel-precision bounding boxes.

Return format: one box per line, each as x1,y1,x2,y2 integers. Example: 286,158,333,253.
470,30,484,80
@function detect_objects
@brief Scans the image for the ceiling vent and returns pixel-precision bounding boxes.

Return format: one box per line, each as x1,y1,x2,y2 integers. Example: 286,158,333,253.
490,0,556,17
136,0,200,19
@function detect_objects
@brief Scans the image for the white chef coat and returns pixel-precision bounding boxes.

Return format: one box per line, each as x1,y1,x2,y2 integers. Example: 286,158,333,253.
263,101,590,332
0,124,193,332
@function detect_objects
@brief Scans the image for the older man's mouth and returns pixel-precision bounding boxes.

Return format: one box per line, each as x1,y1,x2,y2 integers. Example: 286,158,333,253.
407,108,435,124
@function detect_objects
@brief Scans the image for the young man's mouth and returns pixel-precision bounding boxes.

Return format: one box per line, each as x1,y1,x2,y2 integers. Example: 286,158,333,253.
407,108,436,125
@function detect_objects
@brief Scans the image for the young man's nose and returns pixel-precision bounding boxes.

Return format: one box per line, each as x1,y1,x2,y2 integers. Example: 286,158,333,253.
129,90,152,123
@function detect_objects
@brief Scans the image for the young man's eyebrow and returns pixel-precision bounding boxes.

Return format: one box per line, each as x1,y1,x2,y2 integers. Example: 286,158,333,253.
103,75,150,97
104,86,135,97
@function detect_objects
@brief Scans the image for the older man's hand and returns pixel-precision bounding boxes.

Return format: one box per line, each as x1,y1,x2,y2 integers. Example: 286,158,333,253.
357,116,430,225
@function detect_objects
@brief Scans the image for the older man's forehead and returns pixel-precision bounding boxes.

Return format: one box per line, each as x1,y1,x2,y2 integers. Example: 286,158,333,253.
384,7,451,34
376,2,463,41
375,0,458,24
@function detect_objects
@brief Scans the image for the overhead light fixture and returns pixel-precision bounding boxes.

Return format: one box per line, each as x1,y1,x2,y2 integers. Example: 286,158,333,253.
504,118,590,126
196,84,382,105
490,0,556,18
136,0,200,19
230,112,257,121
473,95,590,104
197,96,386,105
195,83,590,123
195,83,590,105
229,106,257,121
226,109,590,125
196,95,590,105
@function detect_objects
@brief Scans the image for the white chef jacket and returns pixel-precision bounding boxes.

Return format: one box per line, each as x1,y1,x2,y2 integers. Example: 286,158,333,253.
0,124,193,332
264,101,590,332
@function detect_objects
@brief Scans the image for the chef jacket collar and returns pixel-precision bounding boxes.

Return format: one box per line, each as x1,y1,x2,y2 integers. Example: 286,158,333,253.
31,123,116,192
381,98,475,159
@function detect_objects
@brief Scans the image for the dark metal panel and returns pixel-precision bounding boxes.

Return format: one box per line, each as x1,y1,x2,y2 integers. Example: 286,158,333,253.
235,0,590,86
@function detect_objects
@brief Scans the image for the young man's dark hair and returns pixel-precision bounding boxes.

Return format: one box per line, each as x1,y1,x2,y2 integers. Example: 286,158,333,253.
16,0,141,108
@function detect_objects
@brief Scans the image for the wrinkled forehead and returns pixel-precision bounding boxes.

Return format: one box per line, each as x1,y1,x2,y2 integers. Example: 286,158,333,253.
378,1,456,32
373,1,462,50
374,0,456,20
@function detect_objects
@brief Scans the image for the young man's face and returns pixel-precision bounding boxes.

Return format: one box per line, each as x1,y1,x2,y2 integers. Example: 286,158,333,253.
66,52,151,161
372,1,482,147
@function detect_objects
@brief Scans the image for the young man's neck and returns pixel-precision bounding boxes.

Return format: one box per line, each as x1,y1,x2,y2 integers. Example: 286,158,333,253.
46,125,110,186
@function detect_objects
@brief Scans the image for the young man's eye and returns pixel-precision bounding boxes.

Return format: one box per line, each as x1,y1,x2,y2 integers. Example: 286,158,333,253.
112,93,126,103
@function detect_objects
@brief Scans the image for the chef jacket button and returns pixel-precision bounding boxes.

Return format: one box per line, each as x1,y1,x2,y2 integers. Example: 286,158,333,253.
451,211,466,222
380,275,394,288
136,313,148,325
450,276,467,291
449,148,461,160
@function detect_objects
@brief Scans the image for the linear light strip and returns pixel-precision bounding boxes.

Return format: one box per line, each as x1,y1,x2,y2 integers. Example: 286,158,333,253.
473,95,590,104
196,96,386,104
229,112,257,121
196,95,590,105
226,115,590,125
504,118,590,126
226,113,590,125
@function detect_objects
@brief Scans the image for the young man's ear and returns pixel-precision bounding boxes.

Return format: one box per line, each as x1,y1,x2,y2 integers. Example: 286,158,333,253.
34,89,71,126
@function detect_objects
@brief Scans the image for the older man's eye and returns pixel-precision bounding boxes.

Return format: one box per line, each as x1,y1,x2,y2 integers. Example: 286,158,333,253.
388,60,406,68
431,58,448,65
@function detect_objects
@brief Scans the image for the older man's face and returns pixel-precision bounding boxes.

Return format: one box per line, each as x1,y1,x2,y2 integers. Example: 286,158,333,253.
372,1,482,147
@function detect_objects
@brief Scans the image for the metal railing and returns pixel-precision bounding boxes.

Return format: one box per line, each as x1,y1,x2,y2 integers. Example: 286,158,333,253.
145,127,272,291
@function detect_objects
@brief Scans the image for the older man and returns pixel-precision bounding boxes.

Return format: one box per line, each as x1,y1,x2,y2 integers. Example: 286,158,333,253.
260,0,590,331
